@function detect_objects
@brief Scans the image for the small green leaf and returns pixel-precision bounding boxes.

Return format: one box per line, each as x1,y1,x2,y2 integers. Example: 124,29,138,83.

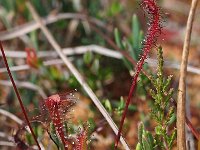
91,59,99,74
49,122,60,145
104,99,112,113
167,113,176,125
122,57,133,70
87,118,96,133
136,143,142,150
146,132,154,148
155,125,162,135
83,51,93,64
114,28,123,49
142,138,152,150
110,1,122,15
119,96,125,109
138,30,144,50
138,122,144,145
150,89,156,100
168,130,176,148
26,133,33,145
163,75,173,92
49,66,62,80
132,14,140,51
127,40,137,60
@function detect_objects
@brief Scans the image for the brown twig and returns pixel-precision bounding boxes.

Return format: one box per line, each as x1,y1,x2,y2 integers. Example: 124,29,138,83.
0,108,23,125
0,41,41,149
177,0,198,149
0,13,110,41
0,80,47,99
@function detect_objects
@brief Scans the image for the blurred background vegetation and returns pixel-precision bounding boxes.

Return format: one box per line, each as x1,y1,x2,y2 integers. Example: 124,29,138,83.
0,0,199,149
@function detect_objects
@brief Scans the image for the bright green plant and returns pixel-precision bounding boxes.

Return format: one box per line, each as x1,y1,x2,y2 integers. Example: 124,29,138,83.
136,47,176,150
114,14,144,70
136,122,155,150
102,97,137,116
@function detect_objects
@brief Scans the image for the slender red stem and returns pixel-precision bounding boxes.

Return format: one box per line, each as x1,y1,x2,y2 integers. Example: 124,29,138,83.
0,41,41,149
186,117,200,140
115,0,162,149
75,128,88,150
172,99,200,140
45,99,68,149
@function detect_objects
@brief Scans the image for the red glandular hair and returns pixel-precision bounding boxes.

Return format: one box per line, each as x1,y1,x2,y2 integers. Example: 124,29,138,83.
44,93,76,149
115,0,162,148
75,127,88,150
25,48,39,69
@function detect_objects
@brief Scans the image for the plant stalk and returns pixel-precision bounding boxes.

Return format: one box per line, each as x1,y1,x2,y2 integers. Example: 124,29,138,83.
177,0,198,149
0,41,41,149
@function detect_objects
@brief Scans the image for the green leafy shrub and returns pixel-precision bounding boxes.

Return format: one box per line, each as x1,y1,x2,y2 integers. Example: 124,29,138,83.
136,47,176,150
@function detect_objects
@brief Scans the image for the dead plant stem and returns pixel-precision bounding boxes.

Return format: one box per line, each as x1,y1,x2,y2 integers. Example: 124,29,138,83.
177,0,198,149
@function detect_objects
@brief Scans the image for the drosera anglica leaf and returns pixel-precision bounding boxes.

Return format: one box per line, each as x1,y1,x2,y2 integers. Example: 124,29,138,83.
75,127,88,150
115,0,163,148
25,47,39,69
44,91,77,149
31,90,77,149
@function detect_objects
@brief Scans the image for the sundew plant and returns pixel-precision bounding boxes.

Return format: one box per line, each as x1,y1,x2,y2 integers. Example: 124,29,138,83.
0,0,200,150
115,0,163,148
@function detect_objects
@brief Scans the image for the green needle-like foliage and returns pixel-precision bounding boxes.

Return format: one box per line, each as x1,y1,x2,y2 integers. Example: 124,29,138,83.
136,123,155,150
136,47,176,150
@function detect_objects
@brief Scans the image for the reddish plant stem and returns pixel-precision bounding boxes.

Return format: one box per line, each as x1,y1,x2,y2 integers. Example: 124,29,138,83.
75,128,88,150
114,0,161,148
0,41,41,149
186,117,200,140
172,99,200,140
90,1,200,146
47,103,68,149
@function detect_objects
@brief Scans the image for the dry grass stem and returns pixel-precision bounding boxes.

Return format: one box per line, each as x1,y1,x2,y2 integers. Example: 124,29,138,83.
1,46,200,75
0,80,47,99
0,13,108,41
0,141,16,147
177,0,199,149
0,109,23,125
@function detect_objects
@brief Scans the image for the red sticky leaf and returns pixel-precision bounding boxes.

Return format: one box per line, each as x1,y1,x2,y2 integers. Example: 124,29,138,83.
44,93,76,149
25,48,39,69
75,126,89,150
115,0,162,148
